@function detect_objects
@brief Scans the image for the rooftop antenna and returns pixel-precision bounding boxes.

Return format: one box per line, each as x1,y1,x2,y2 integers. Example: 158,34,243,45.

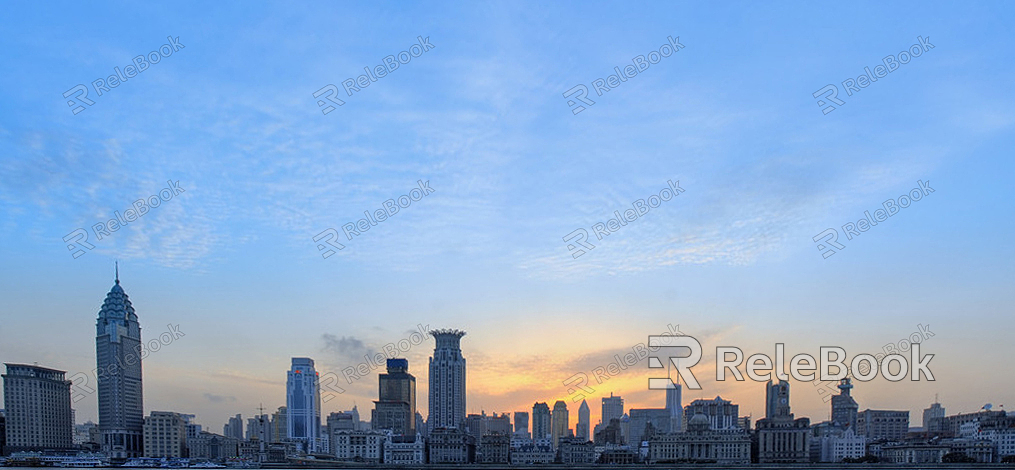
115,260,119,284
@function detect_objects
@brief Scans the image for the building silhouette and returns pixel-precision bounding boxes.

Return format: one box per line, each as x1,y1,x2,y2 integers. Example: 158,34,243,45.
513,411,529,439
551,400,569,448
576,400,590,442
372,358,416,435
830,378,859,429
428,329,467,430
531,402,551,440
95,268,144,459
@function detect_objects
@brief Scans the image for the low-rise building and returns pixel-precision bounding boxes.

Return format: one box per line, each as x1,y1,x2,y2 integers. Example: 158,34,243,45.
187,431,239,460
427,427,474,464
647,413,750,464
142,412,188,458
479,433,509,463
383,433,424,464
558,437,595,464
881,441,949,463
332,430,386,462
510,444,553,464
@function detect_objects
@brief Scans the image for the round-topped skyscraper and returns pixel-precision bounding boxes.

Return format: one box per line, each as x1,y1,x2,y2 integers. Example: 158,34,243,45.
427,329,466,431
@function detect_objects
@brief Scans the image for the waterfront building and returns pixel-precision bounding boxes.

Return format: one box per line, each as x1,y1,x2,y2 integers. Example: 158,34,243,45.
531,402,551,440
551,400,569,448
427,427,475,464
428,330,467,430
647,413,751,464
1,364,73,452
286,357,321,452
756,380,811,463
95,269,144,459
856,409,909,441
142,412,187,458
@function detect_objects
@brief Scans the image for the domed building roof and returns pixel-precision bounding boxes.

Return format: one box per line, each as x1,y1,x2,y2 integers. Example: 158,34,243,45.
688,413,711,432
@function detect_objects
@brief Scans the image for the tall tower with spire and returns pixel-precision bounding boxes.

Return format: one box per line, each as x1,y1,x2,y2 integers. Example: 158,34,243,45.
95,264,144,459
427,329,466,430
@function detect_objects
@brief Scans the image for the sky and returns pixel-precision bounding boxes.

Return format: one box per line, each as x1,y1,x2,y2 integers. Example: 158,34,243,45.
1,0,1014,433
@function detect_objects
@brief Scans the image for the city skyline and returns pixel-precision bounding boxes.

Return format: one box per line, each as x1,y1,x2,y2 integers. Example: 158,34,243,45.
0,267,1003,434
1,0,1014,453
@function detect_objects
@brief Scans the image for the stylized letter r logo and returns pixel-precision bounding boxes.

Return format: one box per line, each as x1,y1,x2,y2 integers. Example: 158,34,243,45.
648,335,702,390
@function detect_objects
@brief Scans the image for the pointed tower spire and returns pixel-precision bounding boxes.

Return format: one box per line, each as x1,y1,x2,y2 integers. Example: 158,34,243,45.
115,260,120,284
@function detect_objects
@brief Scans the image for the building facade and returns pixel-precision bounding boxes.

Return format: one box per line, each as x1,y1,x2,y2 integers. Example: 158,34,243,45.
513,411,529,439
856,409,909,441
331,430,385,462
628,408,670,445
684,396,740,430
531,402,551,440
427,427,475,464
1,364,74,452
187,431,239,460
756,380,810,463
479,433,510,463
383,433,425,464
95,273,144,459
602,393,624,427
576,400,590,442
142,412,187,458
551,400,569,448
648,413,751,464
830,378,859,429
286,357,321,452
428,330,467,430
372,358,416,436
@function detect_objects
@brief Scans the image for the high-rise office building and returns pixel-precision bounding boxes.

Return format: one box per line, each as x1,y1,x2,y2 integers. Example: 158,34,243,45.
684,396,740,430
576,400,590,442
830,378,859,429
271,407,287,442
551,401,569,448
923,400,945,429
143,412,187,458
602,393,624,426
372,359,416,435
856,409,909,441
756,380,810,463
665,383,683,432
428,330,467,430
2,364,74,452
95,268,144,459
224,414,243,440
287,358,322,452
513,412,529,438
531,403,551,440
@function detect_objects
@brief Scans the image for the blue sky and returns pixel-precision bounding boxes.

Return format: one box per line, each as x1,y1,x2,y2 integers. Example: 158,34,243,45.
1,0,1014,430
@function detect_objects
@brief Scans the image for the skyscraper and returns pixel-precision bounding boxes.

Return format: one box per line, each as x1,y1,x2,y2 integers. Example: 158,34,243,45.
428,329,467,430
602,393,624,426
513,412,529,439
665,382,683,432
756,380,810,463
576,400,590,442
531,402,551,440
765,380,791,419
287,358,321,452
95,268,144,459
2,364,73,452
373,359,416,435
224,414,243,440
830,378,859,429
551,401,569,448
923,399,945,429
